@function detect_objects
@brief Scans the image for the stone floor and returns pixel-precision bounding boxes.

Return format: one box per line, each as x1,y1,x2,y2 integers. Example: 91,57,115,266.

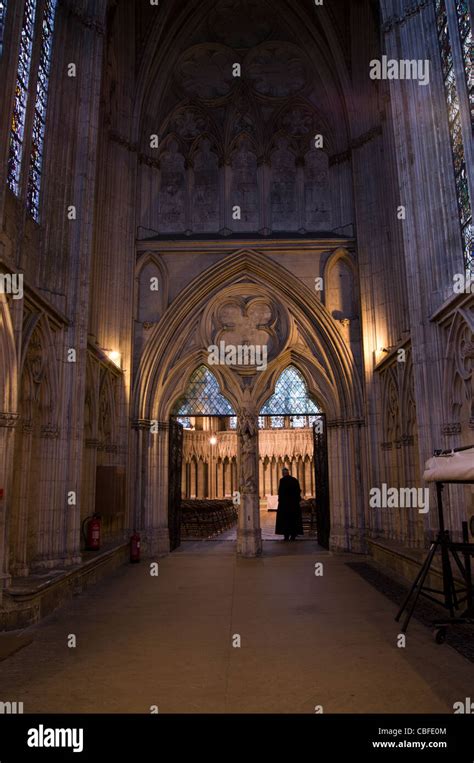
0,524,473,714
221,506,285,540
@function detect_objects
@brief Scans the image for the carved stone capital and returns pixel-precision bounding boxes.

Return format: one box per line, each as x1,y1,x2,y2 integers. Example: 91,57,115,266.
0,412,19,428
442,422,462,435
63,1,105,35
97,439,118,452
139,154,160,170
40,425,59,439
381,0,430,33
327,418,365,429
131,418,153,431
463,341,474,360
329,149,351,167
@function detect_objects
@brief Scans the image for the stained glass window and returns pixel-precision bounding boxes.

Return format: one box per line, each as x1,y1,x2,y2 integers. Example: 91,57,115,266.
177,416,192,429
27,0,57,220
260,366,320,415
455,0,473,131
172,366,235,416
0,1,7,56
270,416,284,428
258,413,321,429
7,0,37,195
290,416,307,428
435,0,473,272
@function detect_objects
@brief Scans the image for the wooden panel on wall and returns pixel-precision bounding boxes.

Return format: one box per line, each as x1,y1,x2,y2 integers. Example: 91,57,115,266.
95,466,125,516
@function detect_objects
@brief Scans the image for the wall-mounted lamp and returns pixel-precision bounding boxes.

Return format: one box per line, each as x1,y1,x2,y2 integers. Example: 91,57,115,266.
374,347,389,364
104,350,122,369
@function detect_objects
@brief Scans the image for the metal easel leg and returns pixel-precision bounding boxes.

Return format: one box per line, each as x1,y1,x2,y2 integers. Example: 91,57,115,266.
395,538,440,632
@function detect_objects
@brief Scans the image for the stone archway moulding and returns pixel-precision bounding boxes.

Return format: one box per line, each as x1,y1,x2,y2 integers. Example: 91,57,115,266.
0,295,19,596
134,250,363,422
131,0,353,152
132,249,366,557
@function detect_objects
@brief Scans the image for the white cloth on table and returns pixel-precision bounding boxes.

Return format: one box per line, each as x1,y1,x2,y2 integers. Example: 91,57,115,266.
423,448,474,482
266,495,279,510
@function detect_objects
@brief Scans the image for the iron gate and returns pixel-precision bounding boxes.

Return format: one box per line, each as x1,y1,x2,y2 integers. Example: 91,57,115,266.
313,415,330,549
168,419,184,551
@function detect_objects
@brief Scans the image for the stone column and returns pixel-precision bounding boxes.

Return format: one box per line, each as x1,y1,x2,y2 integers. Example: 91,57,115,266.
83,439,99,527
190,459,197,498
139,421,171,557
223,459,229,496
231,458,237,495
304,457,311,497
10,422,33,577
236,406,262,557
181,461,187,497
197,460,206,498
217,459,224,498
32,426,63,570
327,420,367,553
0,413,19,598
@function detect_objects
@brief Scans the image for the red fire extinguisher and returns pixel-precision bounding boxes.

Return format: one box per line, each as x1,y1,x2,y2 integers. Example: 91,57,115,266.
130,531,141,563
82,514,101,551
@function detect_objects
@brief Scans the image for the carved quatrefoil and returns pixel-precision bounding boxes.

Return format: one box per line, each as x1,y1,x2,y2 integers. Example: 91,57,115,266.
214,297,279,363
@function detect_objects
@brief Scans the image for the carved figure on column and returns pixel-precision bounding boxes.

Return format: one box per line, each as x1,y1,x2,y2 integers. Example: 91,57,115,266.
238,405,258,494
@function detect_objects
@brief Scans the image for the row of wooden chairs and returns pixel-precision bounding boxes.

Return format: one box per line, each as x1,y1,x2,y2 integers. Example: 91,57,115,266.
301,499,318,536
181,499,238,539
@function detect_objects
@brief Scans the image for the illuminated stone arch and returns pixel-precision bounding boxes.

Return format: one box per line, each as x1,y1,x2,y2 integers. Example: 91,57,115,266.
0,295,18,418
132,250,366,556
0,295,19,586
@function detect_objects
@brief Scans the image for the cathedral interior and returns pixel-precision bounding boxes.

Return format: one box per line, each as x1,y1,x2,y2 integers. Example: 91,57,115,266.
0,0,473,720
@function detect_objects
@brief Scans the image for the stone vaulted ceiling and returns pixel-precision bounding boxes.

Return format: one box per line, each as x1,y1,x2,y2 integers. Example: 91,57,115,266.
133,0,355,235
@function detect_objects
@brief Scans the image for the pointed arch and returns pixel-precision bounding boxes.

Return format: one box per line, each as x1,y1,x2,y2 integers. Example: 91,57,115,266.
259,365,320,415
381,366,400,445
84,353,99,440
132,0,352,151
135,251,169,321
442,308,474,433
19,313,60,429
98,370,117,447
0,294,18,415
133,249,363,423
188,132,221,167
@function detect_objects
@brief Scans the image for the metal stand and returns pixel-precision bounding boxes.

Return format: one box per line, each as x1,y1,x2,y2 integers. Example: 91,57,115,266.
395,452,474,643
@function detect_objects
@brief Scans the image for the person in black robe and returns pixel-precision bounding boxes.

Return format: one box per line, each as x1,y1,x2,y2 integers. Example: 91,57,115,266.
275,468,303,541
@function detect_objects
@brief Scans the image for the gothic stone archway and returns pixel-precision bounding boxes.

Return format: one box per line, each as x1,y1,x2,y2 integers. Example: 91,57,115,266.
132,250,365,557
